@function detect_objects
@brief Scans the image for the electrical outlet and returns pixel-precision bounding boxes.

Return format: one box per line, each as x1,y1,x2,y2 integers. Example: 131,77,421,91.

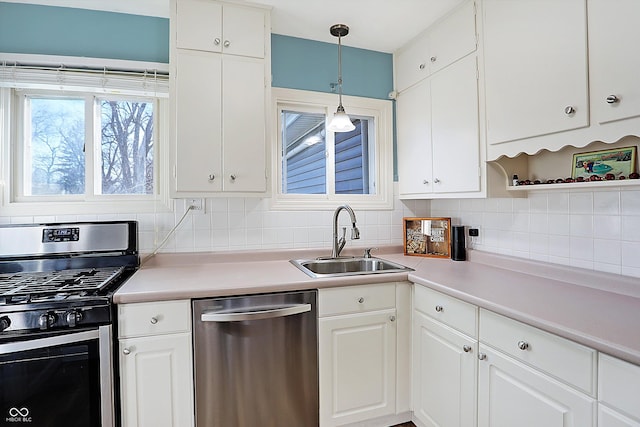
185,198,205,214
468,228,479,236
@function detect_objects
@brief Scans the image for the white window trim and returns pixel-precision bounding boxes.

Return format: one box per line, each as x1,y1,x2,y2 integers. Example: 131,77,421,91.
0,55,172,216
271,87,394,211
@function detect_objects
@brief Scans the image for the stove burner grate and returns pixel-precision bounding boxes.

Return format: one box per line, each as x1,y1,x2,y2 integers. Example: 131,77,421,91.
0,267,125,304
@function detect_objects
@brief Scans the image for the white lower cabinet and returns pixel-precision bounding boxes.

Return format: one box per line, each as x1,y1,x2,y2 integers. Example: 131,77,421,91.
319,283,408,427
118,300,194,427
477,344,595,427
598,353,640,427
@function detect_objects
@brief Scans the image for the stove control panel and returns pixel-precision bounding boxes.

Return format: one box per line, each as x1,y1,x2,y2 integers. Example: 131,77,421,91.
42,227,80,243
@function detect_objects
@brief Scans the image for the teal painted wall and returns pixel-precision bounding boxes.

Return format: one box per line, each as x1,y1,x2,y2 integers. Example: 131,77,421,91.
271,34,393,101
0,2,169,63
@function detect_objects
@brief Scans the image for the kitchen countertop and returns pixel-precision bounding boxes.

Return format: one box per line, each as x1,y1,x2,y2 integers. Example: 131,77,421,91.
115,246,640,366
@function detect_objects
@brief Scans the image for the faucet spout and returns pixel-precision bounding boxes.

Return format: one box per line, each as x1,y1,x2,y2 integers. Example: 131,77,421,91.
332,204,360,258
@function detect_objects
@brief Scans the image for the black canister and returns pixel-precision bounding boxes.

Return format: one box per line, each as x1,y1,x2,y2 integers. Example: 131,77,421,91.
451,225,466,261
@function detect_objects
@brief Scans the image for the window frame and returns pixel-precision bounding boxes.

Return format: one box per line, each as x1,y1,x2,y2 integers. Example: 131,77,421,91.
0,57,171,216
271,87,394,211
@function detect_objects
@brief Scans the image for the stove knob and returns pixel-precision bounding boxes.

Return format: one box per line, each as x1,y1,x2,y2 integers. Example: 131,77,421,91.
66,310,83,328
0,316,10,332
39,312,57,330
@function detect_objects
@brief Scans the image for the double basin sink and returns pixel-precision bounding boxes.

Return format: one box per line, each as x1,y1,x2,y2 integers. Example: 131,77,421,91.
290,256,414,278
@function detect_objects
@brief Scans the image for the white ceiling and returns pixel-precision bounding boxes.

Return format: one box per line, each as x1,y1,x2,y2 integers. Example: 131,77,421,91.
4,0,465,53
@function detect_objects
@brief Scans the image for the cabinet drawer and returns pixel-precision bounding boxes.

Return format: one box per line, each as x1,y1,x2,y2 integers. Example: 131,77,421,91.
118,300,191,338
414,285,477,337
599,353,640,421
480,309,596,396
318,283,396,317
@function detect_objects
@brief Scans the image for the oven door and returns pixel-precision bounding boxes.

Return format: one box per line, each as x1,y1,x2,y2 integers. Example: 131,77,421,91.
0,325,114,427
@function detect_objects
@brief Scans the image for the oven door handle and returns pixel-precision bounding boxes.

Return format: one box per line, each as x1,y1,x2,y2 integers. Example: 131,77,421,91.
0,329,99,354
201,303,312,322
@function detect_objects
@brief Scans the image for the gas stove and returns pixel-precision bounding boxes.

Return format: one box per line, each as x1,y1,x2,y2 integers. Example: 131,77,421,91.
0,221,138,339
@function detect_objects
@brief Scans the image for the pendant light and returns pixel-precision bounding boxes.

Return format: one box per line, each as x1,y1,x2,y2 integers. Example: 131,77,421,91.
327,24,355,133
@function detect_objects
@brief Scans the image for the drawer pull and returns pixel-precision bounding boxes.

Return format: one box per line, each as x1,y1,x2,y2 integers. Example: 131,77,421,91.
478,353,487,361
122,348,131,355
358,297,365,304
517,340,529,351
435,305,444,313
150,317,158,325
389,315,396,322
463,345,472,353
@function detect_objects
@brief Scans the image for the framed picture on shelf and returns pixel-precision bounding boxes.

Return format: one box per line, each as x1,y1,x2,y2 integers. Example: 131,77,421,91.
571,146,637,179
403,217,451,258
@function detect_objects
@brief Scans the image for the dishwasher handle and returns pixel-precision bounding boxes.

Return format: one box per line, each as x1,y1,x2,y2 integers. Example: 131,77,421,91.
201,303,312,322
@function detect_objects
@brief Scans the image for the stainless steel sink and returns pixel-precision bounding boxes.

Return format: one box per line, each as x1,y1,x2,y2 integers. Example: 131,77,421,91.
290,257,413,278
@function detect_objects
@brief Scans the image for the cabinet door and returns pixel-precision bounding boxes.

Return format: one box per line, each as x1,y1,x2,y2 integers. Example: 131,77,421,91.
478,345,595,427
319,309,397,426
222,4,265,58
176,0,222,53
222,56,266,192
588,0,640,124
429,0,477,75
413,311,477,427
431,54,480,193
483,0,589,145
395,33,431,93
397,78,433,196
174,49,222,192
120,333,194,427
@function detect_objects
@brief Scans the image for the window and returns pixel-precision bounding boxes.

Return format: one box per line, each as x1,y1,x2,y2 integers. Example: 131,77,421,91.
273,88,393,210
0,60,170,215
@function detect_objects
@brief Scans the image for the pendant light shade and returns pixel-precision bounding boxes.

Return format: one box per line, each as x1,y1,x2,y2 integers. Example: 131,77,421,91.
327,24,355,133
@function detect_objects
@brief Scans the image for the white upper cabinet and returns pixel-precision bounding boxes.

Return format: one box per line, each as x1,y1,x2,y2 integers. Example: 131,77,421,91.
395,0,476,93
588,0,640,125
482,0,589,146
176,0,265,58
170,0,269,196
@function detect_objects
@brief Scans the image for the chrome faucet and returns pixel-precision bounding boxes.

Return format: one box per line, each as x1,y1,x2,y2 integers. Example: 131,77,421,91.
331,204,360,258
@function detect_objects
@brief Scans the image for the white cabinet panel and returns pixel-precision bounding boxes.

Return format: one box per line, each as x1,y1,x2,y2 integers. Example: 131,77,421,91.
413,311,477,427
395,33,430,93
429,0,477,75
600,405,640,427
483,0,589,145
397,78,433,196
120,333,194,427
478,345,595,427
319,305,397,426
588,0,640,124
599,353,640,422
431,54,480,193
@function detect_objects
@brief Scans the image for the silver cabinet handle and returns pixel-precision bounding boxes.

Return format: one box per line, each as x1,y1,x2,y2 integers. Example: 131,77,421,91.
230,174,236,181
208,174,215,181
201,303,311,322
517,340,529,351
389,315,396,322
435,305,444,312
463,345,472,353
564,106,575,115
223,40,231,48
434,178,441,184
423,179,429,184
606,95,620,104
430,56,437,62
358,297,365,304
478,353,487,360
214,38,221,46
150,317,158,325
419,63,426,70
122,348,131,355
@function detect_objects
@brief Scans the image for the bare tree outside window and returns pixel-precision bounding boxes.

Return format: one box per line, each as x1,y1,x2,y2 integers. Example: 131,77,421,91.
100,99,154,194
26,96,155,197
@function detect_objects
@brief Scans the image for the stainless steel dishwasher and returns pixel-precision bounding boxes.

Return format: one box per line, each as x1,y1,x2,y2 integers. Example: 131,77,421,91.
192,290,318,427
